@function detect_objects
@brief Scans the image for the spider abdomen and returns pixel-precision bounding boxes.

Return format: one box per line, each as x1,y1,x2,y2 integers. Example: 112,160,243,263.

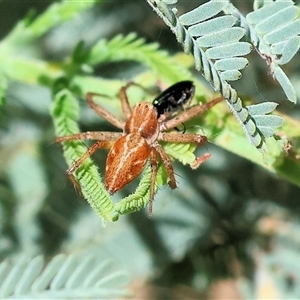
105,133,150,194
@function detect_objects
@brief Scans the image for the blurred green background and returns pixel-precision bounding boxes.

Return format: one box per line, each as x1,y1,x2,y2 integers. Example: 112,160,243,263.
1,1,300,299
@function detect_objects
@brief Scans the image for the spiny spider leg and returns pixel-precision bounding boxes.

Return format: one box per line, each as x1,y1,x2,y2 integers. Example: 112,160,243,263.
66,140,113,195
87,92,125,129
119,82,136,118
154,143,177,190
149,150,158,215
161,96,223,131
56,131,122,143
159,132,207,145
190,153,212,169
119,81,156,119
159,132,210,169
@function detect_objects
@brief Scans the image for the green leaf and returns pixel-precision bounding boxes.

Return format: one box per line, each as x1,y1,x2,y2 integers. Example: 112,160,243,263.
114,166,154,215
205,42,252,59
188,15,237,36
114,163,170,216
220,70,242,81
247,102,285,137
247,1,294,24
163,142,197,166
145,0,266,149
26,1,99,39
87,33,192,82
272,36,300,65
196,28,246,47
246,0,300,102
179,1,226,26
263,19,300,45
272,64,297,104
254,6,299,34
145,0,299,150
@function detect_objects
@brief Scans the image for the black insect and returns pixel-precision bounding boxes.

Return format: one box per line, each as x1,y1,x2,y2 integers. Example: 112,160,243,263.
152,81,195,118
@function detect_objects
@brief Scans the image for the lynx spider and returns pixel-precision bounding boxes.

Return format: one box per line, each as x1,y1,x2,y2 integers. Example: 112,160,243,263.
56,82,223,213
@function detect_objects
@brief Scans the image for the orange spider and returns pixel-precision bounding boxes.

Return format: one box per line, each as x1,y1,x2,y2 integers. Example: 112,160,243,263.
56,82,222,212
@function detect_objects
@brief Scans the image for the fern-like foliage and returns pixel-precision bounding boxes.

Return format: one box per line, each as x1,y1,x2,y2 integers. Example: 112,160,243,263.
145,0,299,150
4,1,98,44
50,89,118,223
87,32,192,82
0,254,131,299
114,166,156,215
246,0,300,102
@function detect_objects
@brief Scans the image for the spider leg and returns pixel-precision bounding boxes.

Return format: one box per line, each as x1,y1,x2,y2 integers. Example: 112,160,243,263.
119,82,137,119
119,82,156,119
86,92,125,129
66,140,112,196
148,149,158,215
190,153,212,169
154,143,177,190
56,131,122,143
161,96,223,131
159,132,207,146
159,132,210,169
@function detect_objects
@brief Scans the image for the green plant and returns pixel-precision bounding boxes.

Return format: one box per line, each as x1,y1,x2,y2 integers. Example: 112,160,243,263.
0,254,130,299
1,1,300,298
1,1,299,223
